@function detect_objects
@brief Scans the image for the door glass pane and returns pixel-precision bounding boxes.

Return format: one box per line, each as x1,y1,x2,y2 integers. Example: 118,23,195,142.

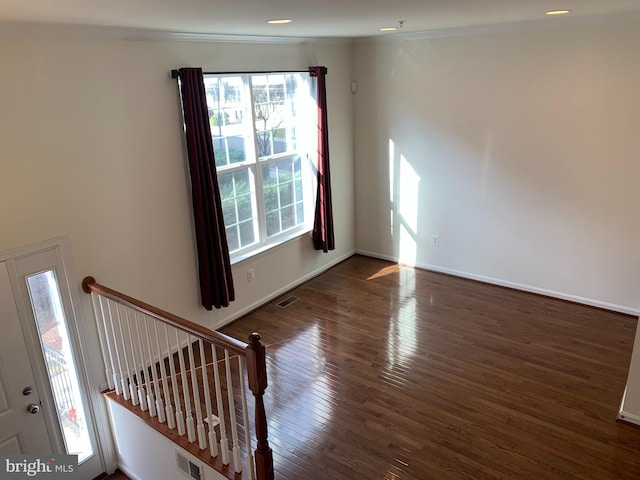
26,270,93,463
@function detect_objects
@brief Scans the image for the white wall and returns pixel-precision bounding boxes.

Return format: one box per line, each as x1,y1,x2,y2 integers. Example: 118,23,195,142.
107,400,228,480
0,31,355,340
353,19,640,313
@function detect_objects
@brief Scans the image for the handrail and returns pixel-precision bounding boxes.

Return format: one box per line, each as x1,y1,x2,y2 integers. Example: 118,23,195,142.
82,276,246,355
82,275,275,480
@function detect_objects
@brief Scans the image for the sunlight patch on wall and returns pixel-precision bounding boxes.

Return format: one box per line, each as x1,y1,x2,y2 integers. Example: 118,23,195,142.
389,139,396,236
389,138,421,266
398,154,420,265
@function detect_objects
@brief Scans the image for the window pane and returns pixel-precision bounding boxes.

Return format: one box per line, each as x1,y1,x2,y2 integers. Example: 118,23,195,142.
252,83,267,104
276,157,291,172
273,128,287,154
295,178,303,202
266,211,280,237
227,136,246,164
256,131,272,158
269,83,285,102
206,76,249,169
296,202,304,224
263,185,278,214
213,138,227,167
26,271,93,463
279,182,293,206
239,220,255,247
237,192,253,221
253,75,290,159
218,168,257,253
281,205,296,230
219,169,250,199
285,74,298,100
262,156,304,238
221,79,242,105
226,226,239,252
222,199,237,225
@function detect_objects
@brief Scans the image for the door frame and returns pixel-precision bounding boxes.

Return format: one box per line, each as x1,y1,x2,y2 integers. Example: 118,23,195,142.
0,236,115,475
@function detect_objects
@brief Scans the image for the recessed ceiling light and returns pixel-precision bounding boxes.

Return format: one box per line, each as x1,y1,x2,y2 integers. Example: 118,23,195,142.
546,10,571,15
379,27,398,32
267,19,292,24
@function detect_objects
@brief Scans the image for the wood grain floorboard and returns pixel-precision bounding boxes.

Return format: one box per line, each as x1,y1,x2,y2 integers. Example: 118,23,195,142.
217,254,640,480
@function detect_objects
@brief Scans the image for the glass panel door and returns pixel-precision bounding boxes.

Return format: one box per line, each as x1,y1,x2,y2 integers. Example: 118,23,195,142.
6,241,105,479
25,270,94,463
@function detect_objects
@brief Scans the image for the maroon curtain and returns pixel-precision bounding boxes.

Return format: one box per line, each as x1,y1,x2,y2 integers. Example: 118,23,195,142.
178,67,235,310
309,66,335,252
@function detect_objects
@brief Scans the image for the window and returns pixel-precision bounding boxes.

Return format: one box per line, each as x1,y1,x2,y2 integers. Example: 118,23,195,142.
204,72,317,260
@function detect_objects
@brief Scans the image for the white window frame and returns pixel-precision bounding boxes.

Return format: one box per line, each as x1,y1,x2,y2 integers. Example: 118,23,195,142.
204,72,317,263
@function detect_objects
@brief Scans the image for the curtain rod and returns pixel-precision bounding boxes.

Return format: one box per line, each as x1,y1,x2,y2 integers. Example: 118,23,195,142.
171,68,320,79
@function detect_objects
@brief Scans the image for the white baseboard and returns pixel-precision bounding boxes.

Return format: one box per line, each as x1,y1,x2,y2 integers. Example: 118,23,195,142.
356,249,639,316
210,249,357,331
618,388,640,428
116,465,142,480
618,410,640,427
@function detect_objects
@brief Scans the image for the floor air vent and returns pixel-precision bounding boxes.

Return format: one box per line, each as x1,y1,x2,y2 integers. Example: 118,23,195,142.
277,295,300,308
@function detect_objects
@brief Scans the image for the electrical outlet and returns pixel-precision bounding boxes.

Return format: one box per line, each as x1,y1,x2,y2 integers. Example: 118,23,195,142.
431,234,440,247
247,268,255,282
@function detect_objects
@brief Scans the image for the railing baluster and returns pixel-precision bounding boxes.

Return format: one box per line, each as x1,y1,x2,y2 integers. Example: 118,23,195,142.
225,351,242,473
98,296,118,392
154,320,174,429
90,293,114,391
133,310,148,411
105,299,125,396
149,315,166,422
123,307,139,406
173,328,186,436
238,356,255,480
116,304,135,405
162,324,177,430
177,330,195,442
114,303,131,400
141,312,158,418
187,335,206,450
199,339,219,458
212,344,230,465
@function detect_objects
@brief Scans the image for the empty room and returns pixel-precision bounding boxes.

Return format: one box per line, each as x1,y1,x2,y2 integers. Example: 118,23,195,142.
1,1,640,479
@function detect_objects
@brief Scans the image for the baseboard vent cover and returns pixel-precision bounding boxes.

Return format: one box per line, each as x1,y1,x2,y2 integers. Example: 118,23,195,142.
176,450,202,480
277,296,300,308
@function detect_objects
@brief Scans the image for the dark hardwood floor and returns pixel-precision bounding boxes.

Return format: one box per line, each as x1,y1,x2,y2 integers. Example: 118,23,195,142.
219,254,640,480
100,470,130,480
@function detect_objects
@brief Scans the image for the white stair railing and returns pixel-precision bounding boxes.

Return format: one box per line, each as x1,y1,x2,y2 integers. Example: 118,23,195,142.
83,276,273,479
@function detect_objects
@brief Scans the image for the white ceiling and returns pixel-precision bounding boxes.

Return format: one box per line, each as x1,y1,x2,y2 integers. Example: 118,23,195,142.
1,0,640,39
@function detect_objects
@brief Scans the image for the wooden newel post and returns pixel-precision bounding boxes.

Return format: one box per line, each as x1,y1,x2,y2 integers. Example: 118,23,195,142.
81,276,96,294
246,333,274,480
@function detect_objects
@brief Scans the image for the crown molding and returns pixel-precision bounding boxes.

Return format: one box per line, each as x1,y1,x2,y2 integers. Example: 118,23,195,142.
355,10,640,44
0,21,349,44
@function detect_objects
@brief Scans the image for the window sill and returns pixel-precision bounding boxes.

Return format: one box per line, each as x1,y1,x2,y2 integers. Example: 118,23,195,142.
230,228,312,266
